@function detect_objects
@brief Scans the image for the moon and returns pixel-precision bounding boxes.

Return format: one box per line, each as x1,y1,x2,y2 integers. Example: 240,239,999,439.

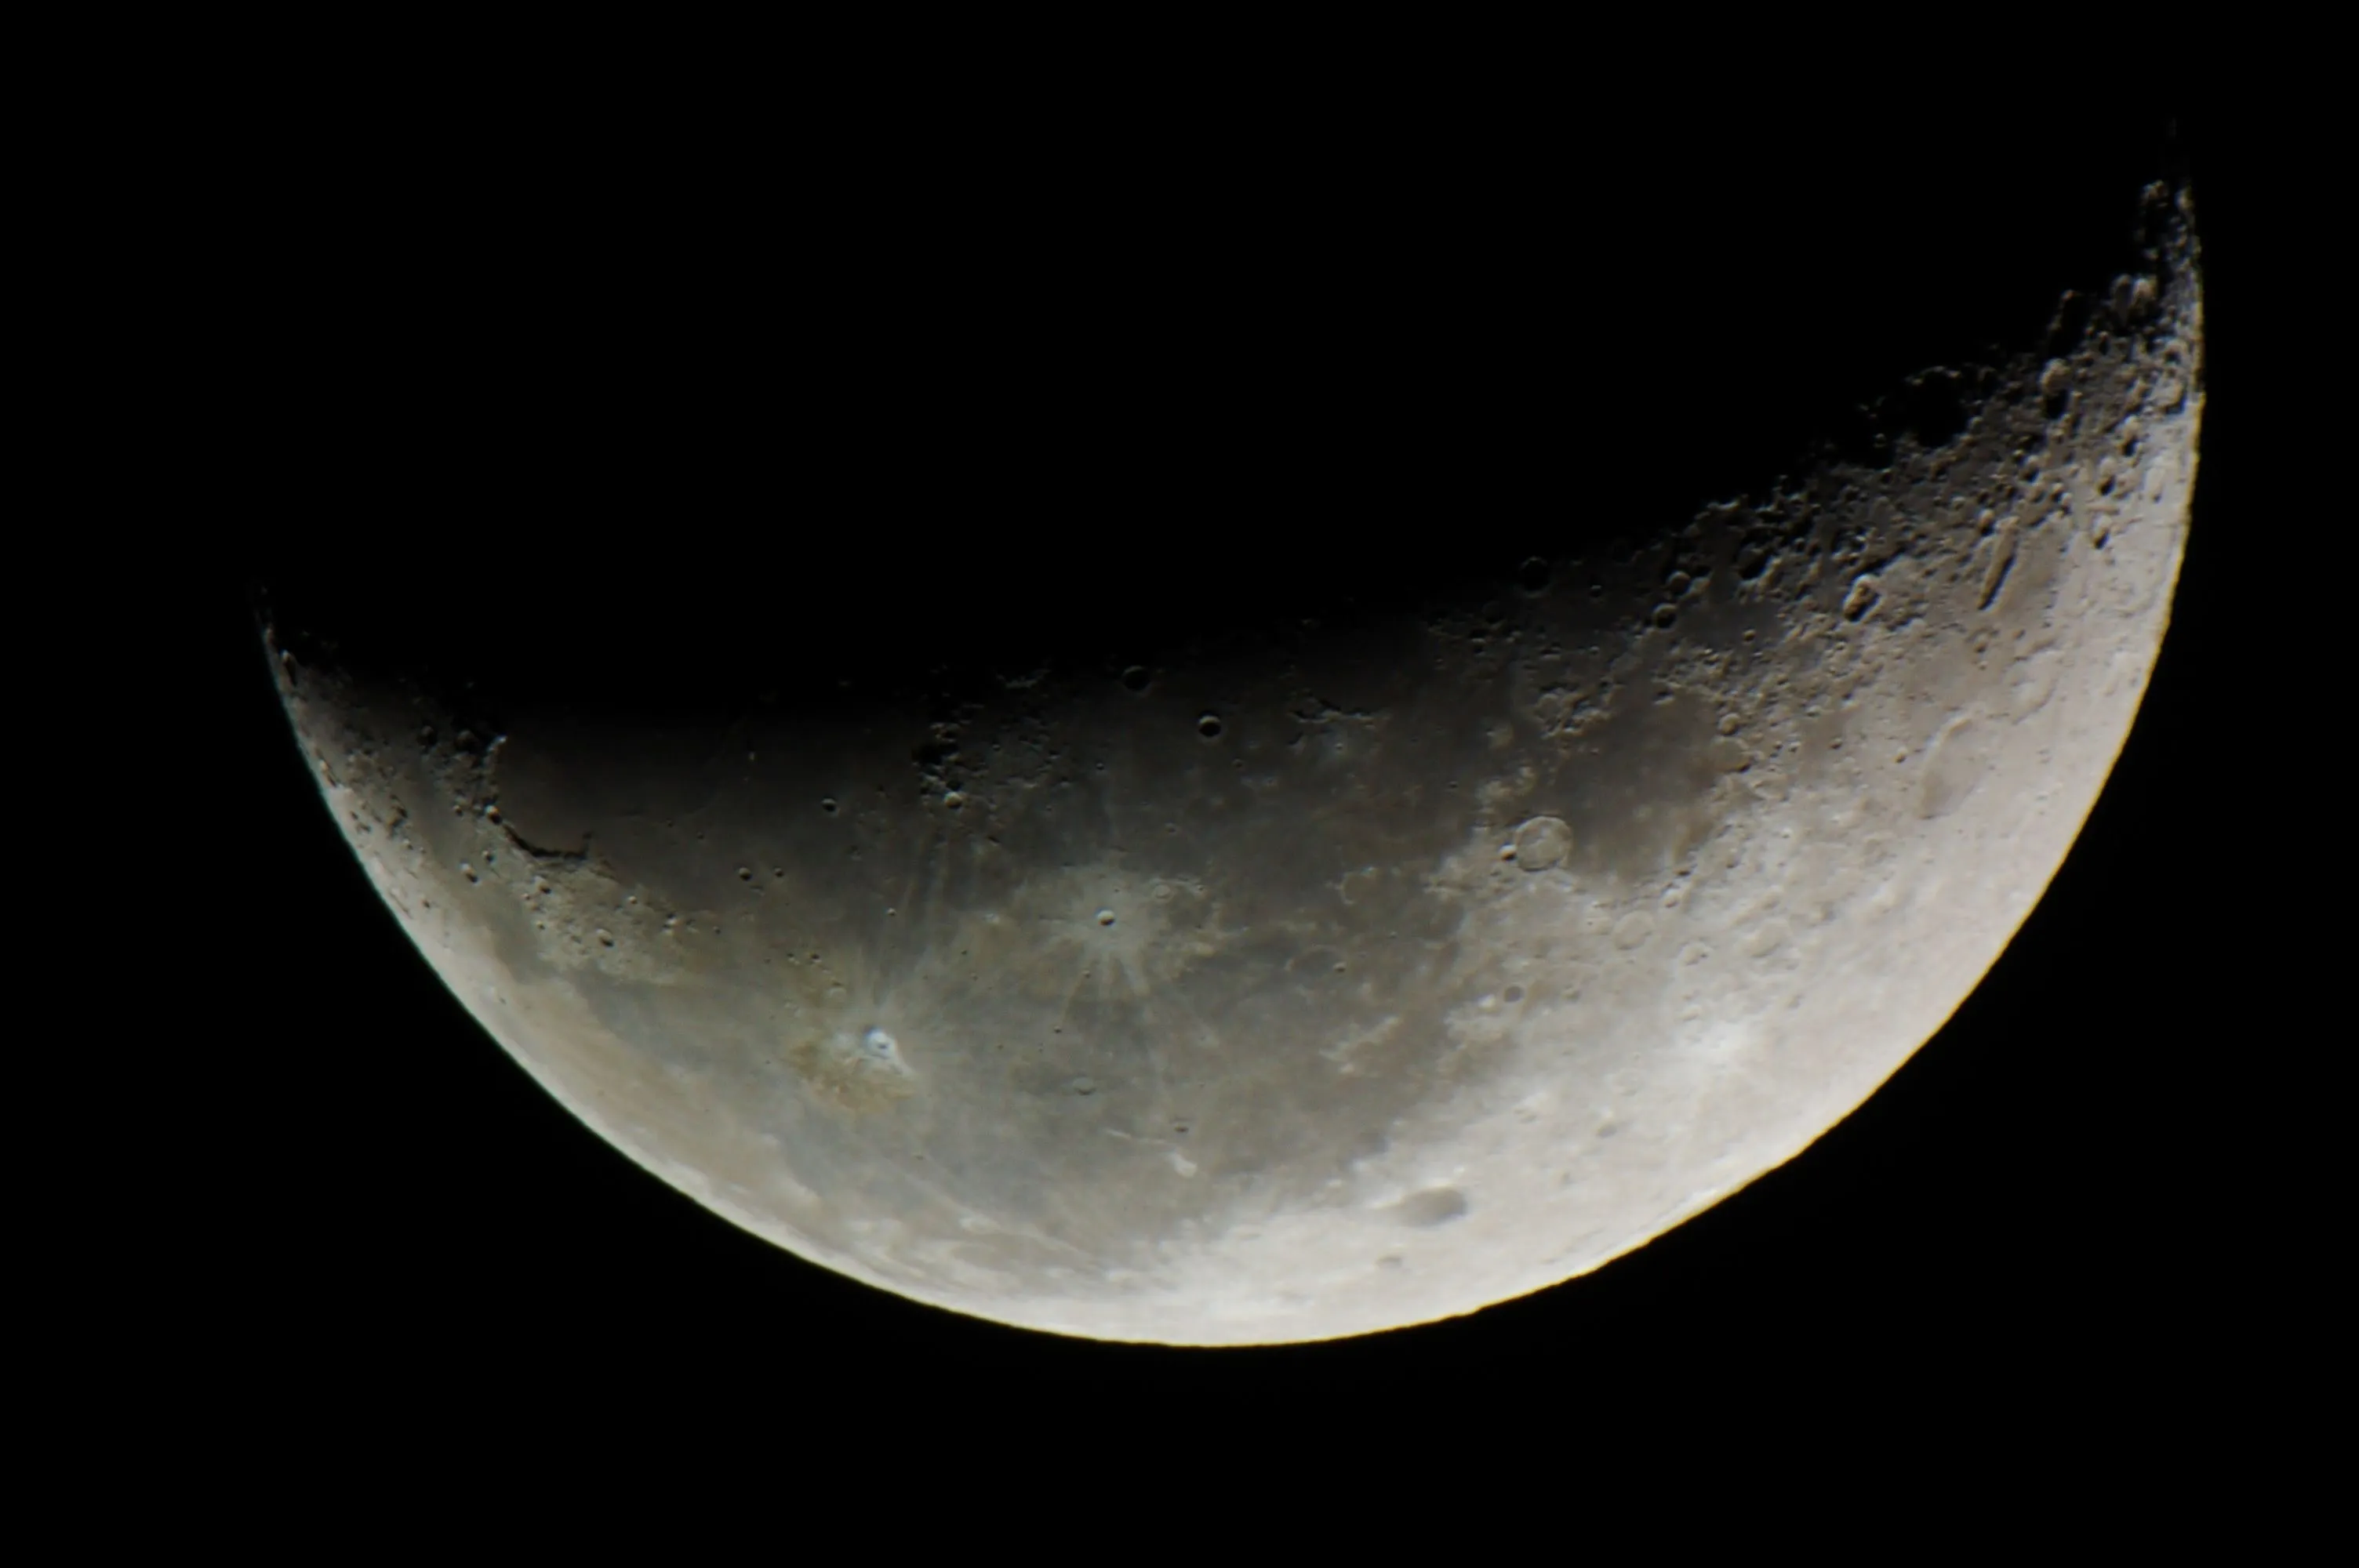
261,183,2200,1346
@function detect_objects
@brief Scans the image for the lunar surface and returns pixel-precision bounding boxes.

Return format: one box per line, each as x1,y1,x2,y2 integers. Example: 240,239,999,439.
264,185,2201,1345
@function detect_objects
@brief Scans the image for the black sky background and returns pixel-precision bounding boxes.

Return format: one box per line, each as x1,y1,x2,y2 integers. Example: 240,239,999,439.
182,101,2305,1409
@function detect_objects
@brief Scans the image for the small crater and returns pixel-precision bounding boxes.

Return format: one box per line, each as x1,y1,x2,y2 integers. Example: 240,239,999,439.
1917,716,1991,820
1511,815,1573,872
1979,532,2018,612
1514,557,1551,594
1121,665,1151,693
1395,1187,1469,1228
2040,358,2072,419
1612,911,1656,950
787,1026,917,1112
820,797,838,815
1198,713,1224,739
1096,909,1117,926
1651,604,1679,630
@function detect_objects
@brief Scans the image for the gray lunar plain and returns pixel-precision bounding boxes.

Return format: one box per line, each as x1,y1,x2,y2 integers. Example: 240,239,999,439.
267,187,2201,1345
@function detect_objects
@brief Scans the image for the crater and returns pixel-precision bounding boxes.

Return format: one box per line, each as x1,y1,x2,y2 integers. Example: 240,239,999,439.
1511,815,1573,872
786,1027,918,1112
1394,1187,1470,1228
1917,715,1994,820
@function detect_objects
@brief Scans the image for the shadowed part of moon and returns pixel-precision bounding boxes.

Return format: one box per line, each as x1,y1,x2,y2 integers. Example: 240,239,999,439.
262,185,2201,1345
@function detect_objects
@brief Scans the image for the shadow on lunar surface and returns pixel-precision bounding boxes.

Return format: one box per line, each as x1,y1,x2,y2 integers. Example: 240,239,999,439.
255,116,2201,1343
257,114,2186,731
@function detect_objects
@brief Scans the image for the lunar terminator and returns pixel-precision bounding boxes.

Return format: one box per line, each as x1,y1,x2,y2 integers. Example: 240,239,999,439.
264,184,2202,1345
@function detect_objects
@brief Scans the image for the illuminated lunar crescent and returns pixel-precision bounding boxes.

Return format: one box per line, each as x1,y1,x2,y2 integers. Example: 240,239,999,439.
264,185,2200,1345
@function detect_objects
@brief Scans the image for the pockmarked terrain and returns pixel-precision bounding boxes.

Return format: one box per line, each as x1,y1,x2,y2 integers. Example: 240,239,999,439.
265,186,2201,1345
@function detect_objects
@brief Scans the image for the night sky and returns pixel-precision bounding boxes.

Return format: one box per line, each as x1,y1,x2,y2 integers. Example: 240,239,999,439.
180,102,2299,1407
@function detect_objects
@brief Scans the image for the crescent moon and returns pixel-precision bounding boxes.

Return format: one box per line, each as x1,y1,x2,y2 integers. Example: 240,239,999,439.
263,184,2201,1345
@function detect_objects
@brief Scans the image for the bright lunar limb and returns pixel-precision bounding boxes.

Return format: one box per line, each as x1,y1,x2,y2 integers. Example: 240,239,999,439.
266,187,2201,1345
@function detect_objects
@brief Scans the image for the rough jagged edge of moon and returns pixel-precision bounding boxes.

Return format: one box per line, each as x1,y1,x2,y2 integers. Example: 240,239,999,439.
262,181,2199,1343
